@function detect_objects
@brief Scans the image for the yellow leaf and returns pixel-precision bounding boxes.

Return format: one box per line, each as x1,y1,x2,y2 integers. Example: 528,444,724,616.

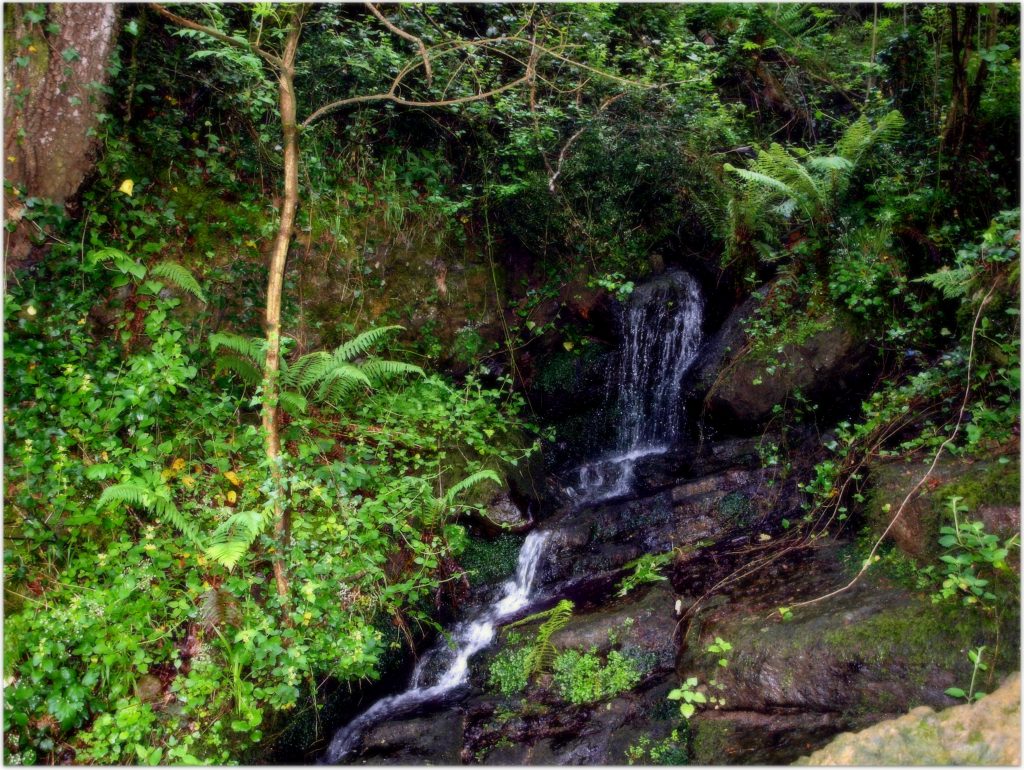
226,490,237,504
171,457,186,472
182,475,195,489
118,178,134,196
223,470,242,487
563,341,574,351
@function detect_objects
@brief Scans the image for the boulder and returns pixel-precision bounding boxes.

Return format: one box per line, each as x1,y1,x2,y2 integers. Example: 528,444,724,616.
795,672,1021,765
705,319,874,430
864,452,1020,561
675,539,1018,764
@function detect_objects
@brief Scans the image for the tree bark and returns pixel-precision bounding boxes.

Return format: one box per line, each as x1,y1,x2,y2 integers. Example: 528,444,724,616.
264,17,303,603
4,3,120,268
942,4,998,159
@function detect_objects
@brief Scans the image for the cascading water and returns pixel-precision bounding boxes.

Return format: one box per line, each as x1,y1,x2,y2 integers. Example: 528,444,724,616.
321,270,703,763
568,271,704,503
322,531,549,763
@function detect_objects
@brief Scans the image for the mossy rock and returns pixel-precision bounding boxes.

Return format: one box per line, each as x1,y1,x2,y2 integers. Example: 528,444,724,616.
796,672,1021,765
864,453,1020,562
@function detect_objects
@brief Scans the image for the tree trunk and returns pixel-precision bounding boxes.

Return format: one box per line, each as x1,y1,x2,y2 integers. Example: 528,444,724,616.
942,4,997,159
264,18,303,603
4,3,120,268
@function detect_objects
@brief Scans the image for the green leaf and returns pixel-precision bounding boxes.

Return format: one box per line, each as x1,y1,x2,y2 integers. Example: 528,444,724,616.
944,687,966,699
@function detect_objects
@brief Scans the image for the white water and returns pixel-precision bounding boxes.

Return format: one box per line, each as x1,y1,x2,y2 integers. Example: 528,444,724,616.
322,530,549,763
568,271,704,503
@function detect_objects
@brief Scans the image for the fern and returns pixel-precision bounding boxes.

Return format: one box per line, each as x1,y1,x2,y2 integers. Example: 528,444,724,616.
914,266,976,299
506,599,575,677
213,326,421,410
331,325,405,362
361,359,426,385
723,110,904,256
98,482,204,550
209,332,266,363
206,507,273,570
835,110,905,164
150,261,207,303
278,390,308,415
200,586,241,629
442,469,502,507
214,352,263,386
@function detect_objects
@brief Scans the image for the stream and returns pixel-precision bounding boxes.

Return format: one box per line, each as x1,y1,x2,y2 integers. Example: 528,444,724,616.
321,270,705,764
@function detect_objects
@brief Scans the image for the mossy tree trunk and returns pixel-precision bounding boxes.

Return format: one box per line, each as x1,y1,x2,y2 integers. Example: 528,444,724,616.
4,3,120,268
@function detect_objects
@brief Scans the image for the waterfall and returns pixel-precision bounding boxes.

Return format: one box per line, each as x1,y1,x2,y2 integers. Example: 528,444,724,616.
322,531,549,763
568,271,703,503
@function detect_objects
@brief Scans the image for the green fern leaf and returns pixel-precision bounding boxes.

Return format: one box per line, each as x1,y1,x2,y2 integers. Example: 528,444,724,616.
278,389,308,415
505,599,575,677
150,262,207,303
443,469,502,508
361,359,425,384
332,325,404,362
214,353,263,386
206,508,272,570
99,483,203,550
209,332,265,363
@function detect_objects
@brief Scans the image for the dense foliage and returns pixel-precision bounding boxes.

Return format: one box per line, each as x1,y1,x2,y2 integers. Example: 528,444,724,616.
3,2,1019,765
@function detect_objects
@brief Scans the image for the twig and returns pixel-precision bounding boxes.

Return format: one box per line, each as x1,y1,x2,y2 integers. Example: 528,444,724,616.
365,3,432,85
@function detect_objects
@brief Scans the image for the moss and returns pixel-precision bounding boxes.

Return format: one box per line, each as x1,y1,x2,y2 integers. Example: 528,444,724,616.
939,461,1020,511
460,532,525,586
720,492,755,528
690,719,733,765
821,601,972,676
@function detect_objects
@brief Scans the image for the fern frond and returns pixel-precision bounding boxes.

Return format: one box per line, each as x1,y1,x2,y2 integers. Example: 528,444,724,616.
834,114,873,162
278,389,308,415
281,351,332,391
361,359,425,384
200,587,241,629
807,155,855,173
214,353,263,386
331,325,405,362
150,262,207,303
206,508,272,570
913,266,976,299
99,483,204,550
209,332,265,363
315,363,372,405
506,599,575,676
726,164,798,199
443,469,502,508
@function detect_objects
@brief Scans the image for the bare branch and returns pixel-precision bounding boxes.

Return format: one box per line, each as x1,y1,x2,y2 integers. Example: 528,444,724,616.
149,3,283,69
302,34,656,129
302,74,532,129
365,3,432,85
547,92,626,193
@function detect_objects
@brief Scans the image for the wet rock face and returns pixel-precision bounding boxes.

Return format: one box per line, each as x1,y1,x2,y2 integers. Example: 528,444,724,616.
537,440,783,593
357,710,465,765
795,672,1021,766
687,284,877,434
